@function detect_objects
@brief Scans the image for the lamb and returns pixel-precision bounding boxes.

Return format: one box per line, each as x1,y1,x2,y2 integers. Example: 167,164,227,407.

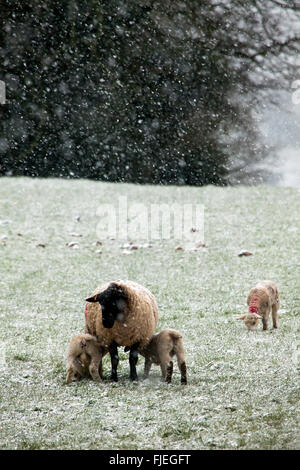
66,333,106,383
131,328,187,384
85,280,159,382
237,280,280,331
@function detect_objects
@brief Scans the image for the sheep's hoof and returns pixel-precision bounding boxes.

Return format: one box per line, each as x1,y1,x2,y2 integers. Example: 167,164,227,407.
111,374,118,382
130,374,138,382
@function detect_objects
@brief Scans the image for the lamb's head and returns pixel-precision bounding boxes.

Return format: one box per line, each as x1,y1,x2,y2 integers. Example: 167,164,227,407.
236,313,262,331
86,283,128,329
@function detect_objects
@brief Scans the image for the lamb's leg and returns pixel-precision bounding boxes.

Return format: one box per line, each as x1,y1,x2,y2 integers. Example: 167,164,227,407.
88,353,102,383
180,361,187,385
129,342,139,381
66,367,75,384
143,357,152,378
165,360,173,384
272,304,278,329
89,361,102,382
175,341,187,384
158,350,171,381
262,307,270,331
262,318,268,330
109,341,119,382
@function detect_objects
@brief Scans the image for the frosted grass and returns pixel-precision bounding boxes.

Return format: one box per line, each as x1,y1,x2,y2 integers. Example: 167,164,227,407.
0,177,299,449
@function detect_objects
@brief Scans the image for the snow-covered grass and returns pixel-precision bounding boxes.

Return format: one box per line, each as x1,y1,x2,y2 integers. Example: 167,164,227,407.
0,177,299,450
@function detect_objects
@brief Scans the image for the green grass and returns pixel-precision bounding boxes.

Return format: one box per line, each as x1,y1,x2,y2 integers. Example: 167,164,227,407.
0,177,299,450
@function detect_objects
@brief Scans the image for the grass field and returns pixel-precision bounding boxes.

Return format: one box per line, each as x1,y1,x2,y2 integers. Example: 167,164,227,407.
0,177,299,450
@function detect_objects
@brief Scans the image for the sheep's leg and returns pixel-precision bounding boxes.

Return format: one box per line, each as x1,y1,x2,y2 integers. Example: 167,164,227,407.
180,361,187,385
165,360,173,384
129,343,139,381
262,310,270,331
143,357,152,378
272,304,278,329
109,341,119,382
174,341,187,385
159,351,171,380
89,354,102,383
66,367,75,384
89,361,102,382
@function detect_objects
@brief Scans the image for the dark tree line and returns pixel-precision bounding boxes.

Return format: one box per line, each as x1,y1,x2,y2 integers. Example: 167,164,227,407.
0,0,299,185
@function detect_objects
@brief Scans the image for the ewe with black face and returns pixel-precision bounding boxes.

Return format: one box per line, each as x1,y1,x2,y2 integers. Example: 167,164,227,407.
85,280,159,382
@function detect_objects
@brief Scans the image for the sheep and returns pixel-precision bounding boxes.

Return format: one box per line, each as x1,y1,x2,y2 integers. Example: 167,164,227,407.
85,280,159,382
66,333,106,384
237,280,280,331
129,328,187,384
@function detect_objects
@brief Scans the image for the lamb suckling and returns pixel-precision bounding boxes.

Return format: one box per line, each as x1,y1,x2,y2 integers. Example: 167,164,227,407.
131,328,187,384
66,333,106,383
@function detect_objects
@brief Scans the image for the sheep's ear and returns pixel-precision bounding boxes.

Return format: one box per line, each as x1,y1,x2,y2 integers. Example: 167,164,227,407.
86,294,100,302
236,314,246,320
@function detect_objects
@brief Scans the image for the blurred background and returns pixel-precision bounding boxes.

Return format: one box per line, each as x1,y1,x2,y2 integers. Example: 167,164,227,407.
0,0,299,186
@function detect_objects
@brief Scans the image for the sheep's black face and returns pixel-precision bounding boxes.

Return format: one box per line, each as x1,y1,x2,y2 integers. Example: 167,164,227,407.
101,302,117,328
86,283,127,329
